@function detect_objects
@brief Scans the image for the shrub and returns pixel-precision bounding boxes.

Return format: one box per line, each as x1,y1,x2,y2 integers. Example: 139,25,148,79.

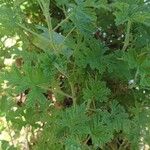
0,0,150,149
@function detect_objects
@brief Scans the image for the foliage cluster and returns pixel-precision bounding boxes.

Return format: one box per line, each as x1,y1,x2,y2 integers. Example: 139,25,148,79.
0,0,150,149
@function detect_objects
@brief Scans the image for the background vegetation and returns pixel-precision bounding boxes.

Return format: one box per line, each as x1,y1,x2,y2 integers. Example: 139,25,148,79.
0,0,150,149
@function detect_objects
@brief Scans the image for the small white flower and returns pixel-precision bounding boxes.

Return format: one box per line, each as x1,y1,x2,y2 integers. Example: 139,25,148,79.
135,86,139,90
128,79,134,85
121,34,124,38
103,32,107,38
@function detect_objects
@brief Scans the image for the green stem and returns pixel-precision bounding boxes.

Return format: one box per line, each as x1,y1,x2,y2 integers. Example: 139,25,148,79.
83,135,90,145
18,24,43,38
69,81,76,107
134,67,139,83
58,26,76,52
38,0,57,53
122,20,132,51
86,99,90,109
54,89,73,99
37,85,73,99
53,13,73,31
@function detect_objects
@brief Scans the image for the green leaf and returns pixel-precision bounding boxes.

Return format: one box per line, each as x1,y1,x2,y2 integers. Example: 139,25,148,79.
75,38,108,73
70,3,97,34
113,1,150,26
0,96,8,116
26,87,47,107
31,26,73,57
83,78,110,103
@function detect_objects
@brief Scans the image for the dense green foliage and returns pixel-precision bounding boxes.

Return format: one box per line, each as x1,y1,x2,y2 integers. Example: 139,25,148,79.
0,0,150,149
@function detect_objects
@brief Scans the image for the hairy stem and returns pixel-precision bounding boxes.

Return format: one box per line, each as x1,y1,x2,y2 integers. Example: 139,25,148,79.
122,20,132,51
38,0,57,53
37,85,73,99
53,13,73,31
69,81,76,107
